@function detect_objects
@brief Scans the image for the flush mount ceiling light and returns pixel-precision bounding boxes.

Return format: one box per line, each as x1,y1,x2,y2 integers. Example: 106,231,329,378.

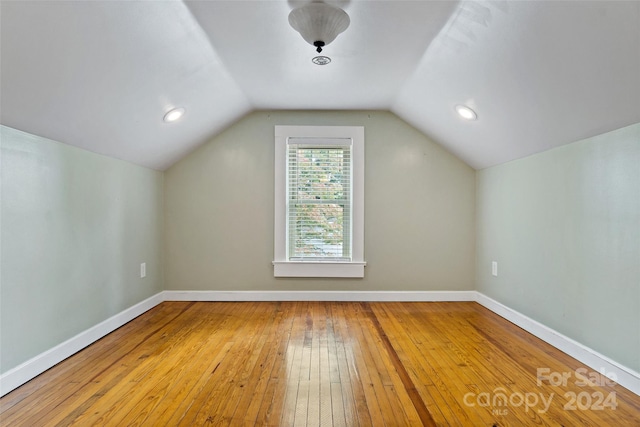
455,104,477,120
163,107,185,123
288,2,350,54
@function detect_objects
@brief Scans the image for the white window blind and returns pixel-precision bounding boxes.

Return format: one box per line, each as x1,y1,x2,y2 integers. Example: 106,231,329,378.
287,138,352,260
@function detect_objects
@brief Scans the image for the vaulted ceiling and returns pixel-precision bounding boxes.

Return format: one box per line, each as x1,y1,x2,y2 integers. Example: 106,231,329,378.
1,1,639,170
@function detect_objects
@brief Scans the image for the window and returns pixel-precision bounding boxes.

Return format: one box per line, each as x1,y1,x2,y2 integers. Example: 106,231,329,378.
288,142,351,260
274,126,365,278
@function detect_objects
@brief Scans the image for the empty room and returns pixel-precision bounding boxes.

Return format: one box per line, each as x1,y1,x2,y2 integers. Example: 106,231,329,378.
1,0,639,426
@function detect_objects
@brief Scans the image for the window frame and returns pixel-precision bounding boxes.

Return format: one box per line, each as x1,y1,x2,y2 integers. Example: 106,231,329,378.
273,125,365,278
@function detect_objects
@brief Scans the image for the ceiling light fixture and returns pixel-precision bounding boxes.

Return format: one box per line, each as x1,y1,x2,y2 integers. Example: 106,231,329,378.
312,55,331,65
288,2,350,54
163,107,185,123
455,104,477,120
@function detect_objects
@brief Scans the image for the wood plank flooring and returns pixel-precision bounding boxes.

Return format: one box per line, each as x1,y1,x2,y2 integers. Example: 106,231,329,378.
1,301,639,426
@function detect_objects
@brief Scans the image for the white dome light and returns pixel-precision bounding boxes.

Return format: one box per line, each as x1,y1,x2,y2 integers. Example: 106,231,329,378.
455,105,477,120
163,107,185,123
289,3,350,54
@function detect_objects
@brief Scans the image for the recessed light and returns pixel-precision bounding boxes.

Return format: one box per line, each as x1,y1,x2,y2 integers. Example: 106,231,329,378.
455,104,477,120
312,55,331,65
163,107,185,123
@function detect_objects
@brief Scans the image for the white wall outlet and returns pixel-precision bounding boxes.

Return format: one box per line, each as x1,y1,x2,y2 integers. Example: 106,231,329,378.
140,262,146,278
491,261,498,277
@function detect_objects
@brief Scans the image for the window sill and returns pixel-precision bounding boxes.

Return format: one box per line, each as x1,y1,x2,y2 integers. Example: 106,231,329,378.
272,261,366,278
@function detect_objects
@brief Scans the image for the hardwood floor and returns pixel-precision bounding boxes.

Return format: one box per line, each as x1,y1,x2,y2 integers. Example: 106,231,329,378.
1,301,639,426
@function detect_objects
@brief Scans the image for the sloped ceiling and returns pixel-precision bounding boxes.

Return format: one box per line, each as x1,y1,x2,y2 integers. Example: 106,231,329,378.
1,1,638,170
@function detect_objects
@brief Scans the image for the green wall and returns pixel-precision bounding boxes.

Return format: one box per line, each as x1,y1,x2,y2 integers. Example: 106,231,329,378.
0,126,164,374
164,111,477,291
476,123,640,372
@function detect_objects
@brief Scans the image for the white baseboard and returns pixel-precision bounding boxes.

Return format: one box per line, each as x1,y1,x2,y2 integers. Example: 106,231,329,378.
2,290,638,399
0,292,164,397
161,290,477,302
475,292,640,396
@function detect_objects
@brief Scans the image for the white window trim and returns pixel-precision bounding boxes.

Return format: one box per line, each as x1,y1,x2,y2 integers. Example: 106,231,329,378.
273,125,365,278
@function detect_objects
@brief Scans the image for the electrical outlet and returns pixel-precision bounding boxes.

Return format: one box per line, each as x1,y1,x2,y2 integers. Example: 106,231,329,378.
140,262,146,278
491,261,498,277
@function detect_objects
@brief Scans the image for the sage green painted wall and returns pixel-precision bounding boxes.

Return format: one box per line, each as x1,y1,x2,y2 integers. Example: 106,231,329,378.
0,126,164,374
165,111,476,291
476,123,640,372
